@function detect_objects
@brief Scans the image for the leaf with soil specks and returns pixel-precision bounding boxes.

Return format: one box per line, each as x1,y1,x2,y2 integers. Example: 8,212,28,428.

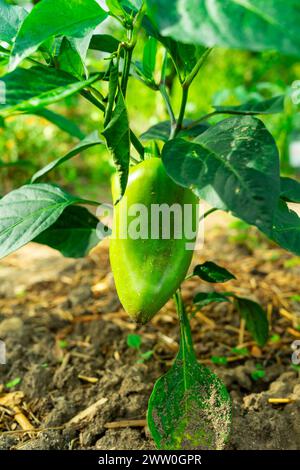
147,294,231,450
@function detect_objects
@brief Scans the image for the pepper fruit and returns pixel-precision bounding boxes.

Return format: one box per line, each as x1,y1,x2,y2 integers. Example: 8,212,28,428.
109,157,199,323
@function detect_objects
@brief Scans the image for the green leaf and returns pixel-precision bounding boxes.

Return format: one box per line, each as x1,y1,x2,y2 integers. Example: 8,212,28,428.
9,0,108,70
0,0,27,44
34,108,84,139
142,14,207,82
193,262,236,283
193,291,231,308
268,200,300,256
142,37,157,81
35,205,107,258
54,35,93,79
89,34,120,53
146,0,300,57
30,131,104,182
102,92,130,198
214,95,285,116
0,66,100,117
236,297,269,347
211,356,228,366
0,183,94,260
280,176,300,203
5,377,22,389
162,116,280,232
104,62,119,127
141,120,208,142
148,297,231,450
106,0,126,17
127,333,142,349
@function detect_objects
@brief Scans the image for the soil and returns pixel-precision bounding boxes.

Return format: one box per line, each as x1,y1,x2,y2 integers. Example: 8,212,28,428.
0,217,300,450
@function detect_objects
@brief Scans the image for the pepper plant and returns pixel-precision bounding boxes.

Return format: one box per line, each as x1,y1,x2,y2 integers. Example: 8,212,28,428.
1,0,300,450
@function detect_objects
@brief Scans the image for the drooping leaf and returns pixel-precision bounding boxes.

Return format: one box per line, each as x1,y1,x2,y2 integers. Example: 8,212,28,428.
280,176,300,203
31,131,104,183
268,200,300,255
236,297,269,347
0,66,100,117
141,120,208,142
214,95,285,116
34,108,84,139
162,116,280,232
89,34,120,53
193,262,236,283
104,62,119,127
193,291,231,308
146,0,300,57
142,37,157,81
148,294,231,450
0,183,96,260
35,205,108,258
0,0,27,44
102,92,130,197
9,0,108,70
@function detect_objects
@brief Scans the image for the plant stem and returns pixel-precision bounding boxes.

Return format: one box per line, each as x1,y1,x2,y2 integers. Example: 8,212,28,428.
184,48,213,88
121,45,133,98
183,111,217,129
130,129,144,160
200,207,218,221
174,290,194,354
80,90,105,112
159,83,176,137
172,85,189,138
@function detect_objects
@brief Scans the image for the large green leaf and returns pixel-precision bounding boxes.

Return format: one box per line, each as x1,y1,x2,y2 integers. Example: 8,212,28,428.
214,95,285,116
162,116,280,231
0,66,99,117
9,0,107,70
280,176,300,203
34,108,84,139
35,205,107,258
0,183,96,259
0,0,27,44
146,0,300,57
102,92,130,198
31,131,104,183
236,297,269,347
268,200,300,255
148,294,231,450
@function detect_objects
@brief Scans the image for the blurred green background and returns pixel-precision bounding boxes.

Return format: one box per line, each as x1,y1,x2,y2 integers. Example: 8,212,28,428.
1,19,300,201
